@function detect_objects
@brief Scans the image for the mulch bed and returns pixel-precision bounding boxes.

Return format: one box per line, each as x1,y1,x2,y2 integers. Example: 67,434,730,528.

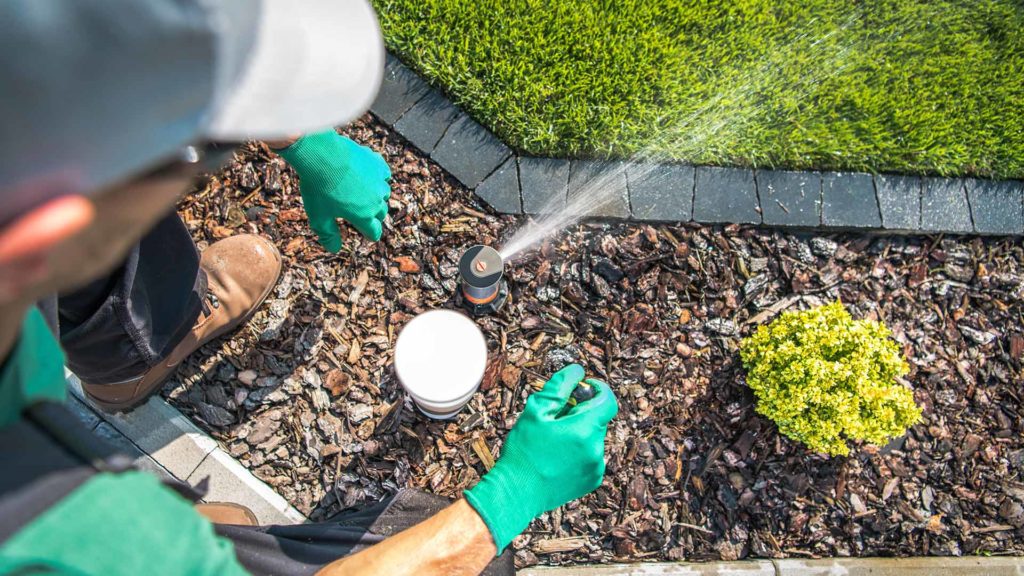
165,114,1024,568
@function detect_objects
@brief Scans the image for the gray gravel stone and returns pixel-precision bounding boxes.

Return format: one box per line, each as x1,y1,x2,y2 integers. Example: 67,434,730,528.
370,54,431,124
347,403,373,423
821,172,881,228
793,239,815,263
757,170,821,227
196,402,235,427
626,163,694,222
693,167,760,224
810,237,838,258
475,157,521,214
519,157,569,214
965,179,1023,235
875,174,921,230
393,89,462,154
706,318,738,336
431,115,511,188
567,160,630,219
921,177,972,233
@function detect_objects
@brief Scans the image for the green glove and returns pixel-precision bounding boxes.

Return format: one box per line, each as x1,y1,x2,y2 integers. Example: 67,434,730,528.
465,364,618,553
277,130,391,253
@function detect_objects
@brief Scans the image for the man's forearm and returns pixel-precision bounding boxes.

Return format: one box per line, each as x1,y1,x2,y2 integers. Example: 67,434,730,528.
315,499,497,576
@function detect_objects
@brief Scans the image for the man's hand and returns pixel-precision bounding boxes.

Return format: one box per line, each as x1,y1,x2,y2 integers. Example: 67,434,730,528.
276,130,391,253
465,364,618,552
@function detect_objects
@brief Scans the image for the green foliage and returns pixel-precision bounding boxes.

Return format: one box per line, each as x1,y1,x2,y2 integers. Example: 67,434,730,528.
740,302,921,456
373,0,1024,178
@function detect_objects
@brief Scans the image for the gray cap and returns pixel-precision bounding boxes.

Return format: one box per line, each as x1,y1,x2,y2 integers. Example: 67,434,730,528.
0,0,384,222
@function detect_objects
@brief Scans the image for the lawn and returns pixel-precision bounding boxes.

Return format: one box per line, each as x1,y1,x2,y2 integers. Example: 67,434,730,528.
372,0,1024,179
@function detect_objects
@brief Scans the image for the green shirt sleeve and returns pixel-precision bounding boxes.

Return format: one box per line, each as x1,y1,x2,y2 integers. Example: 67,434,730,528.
0,472,250,576
0,307,66,428
0,309,249,576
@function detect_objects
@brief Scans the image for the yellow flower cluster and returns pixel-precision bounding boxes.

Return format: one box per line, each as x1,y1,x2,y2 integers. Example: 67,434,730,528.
740,301,922,456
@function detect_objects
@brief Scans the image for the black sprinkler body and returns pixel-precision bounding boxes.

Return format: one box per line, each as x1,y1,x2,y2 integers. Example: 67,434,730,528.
458,245,508,316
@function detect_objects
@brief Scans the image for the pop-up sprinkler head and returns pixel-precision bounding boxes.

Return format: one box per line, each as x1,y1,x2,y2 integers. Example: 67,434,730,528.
458,245,508,316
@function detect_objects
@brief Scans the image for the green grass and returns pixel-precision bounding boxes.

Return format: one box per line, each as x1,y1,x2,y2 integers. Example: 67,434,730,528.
372,0,1024,179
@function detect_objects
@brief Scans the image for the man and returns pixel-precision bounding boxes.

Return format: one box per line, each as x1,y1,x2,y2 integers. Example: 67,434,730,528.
0,1,618,575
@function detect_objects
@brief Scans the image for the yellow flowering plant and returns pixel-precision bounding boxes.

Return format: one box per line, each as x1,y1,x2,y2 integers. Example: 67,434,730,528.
740,301,922,456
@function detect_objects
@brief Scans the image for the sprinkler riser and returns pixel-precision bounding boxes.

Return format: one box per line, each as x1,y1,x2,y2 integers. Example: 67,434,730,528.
458,245,508,316
456,280,508,316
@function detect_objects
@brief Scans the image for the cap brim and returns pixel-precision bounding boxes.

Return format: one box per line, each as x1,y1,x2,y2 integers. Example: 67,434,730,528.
205,0,384,140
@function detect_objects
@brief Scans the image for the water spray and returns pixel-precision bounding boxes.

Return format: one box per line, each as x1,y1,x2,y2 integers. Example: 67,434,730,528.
457,244,508,316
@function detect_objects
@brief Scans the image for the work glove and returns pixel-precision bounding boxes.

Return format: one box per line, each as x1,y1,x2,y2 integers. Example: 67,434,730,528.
465,364,618,553
276,130,391,253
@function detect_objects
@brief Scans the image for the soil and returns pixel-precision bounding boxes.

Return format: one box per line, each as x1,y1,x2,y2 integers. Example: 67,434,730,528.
165,114,1024,568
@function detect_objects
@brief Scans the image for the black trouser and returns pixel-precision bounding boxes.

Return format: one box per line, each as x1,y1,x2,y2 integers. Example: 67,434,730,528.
219,489,514,576
52,214,205,384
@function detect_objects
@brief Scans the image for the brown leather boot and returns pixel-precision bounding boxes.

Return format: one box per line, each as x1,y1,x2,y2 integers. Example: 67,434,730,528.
194,502,259,526
82,234,282,413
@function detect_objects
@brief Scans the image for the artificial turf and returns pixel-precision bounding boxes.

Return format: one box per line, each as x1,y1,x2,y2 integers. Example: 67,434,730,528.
372,0,1024,179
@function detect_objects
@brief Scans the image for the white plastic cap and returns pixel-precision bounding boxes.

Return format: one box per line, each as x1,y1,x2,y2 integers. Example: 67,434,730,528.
394,310,487,406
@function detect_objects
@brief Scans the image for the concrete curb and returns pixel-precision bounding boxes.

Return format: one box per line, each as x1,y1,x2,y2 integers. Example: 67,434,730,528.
66,372,305,526
372,52,1024,236
519,557,1024,575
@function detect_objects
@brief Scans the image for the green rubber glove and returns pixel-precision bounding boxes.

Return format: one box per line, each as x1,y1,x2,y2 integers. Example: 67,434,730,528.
465,364,618,553
277,130,391,253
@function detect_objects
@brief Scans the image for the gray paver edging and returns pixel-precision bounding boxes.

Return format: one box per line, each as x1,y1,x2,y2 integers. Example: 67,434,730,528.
519,557,1024,575
65,372,305,526
372,52,1024,236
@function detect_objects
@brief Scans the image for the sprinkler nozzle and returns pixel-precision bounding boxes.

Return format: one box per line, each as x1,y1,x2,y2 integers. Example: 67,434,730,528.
458,245,508,316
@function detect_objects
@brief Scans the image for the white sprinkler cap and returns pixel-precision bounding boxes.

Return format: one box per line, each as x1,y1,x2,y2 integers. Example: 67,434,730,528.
394,309,487,418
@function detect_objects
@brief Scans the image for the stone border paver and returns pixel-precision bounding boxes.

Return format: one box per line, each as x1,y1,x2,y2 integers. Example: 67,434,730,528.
694,166,760,224
393,89,463,155
431,114,512,189
372,52,1023,235
66,372,305,526
569,160,630,219
822,172,880,229
187,448,304,526
519,557,1024,575
756,170,821,227
626,163,694,222
519,157,569,215
477,157,522,214
370,53,432,124
921,177,973,233
876,174,922,231
521,561,775,575
966,178,1024,235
